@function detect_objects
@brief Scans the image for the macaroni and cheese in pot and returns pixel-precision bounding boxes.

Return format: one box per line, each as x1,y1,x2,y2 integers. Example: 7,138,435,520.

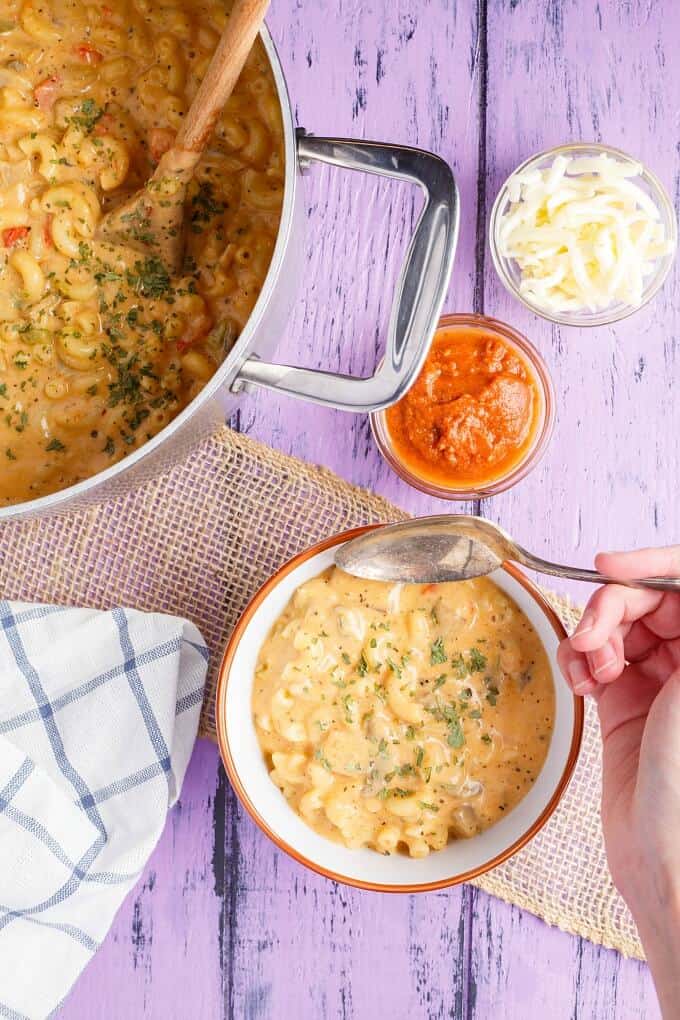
0,0,283,504
253,568,555,858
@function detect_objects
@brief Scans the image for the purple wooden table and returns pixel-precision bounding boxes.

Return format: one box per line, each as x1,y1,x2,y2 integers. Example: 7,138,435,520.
60,1,679,1016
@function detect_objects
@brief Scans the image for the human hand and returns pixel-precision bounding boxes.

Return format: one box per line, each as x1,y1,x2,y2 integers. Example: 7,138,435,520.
558,547,680,1017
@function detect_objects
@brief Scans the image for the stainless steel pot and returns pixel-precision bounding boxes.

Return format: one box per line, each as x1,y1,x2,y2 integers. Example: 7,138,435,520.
2,26,460,522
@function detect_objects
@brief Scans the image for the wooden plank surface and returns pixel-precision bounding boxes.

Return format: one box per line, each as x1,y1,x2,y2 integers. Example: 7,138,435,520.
58,0,677,1016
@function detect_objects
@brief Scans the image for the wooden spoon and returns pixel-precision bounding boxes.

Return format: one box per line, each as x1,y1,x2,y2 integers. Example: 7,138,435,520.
98,0,270,272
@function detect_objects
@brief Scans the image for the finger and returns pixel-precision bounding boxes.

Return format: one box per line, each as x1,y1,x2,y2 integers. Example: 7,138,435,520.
570,583,662,653
636,637,680,685
621,619,661,662
558,639,598,696
596,547,680,580
585,629,625,684
634,592,680,641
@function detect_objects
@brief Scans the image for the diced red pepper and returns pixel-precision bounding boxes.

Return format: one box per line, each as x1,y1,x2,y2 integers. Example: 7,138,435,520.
176,312,212,353
3,226,30,248
421,584,438,595
75,44,103,64
43,214,53,247
93,112,116,137
148,127,176,163
34,75,61,110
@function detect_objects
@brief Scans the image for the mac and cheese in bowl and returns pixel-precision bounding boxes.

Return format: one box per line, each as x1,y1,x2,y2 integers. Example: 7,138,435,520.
218,531,582,891
253,567,555,859
0,0,283,505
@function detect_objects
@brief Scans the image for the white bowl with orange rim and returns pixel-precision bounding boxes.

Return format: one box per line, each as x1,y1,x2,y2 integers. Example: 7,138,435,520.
215,526,583,892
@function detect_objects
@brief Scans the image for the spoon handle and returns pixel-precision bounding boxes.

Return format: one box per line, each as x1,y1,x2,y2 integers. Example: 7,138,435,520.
177,0,270,155
519,551,680,592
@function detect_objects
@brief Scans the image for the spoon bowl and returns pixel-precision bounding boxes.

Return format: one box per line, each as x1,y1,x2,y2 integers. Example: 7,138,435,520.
335,515,509,582
335,515,680,592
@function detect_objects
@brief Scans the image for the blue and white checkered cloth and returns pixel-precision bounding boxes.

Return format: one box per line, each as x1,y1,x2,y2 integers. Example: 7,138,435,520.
0,601,208,1020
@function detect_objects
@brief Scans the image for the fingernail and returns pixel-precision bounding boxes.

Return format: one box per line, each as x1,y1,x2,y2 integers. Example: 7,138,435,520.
593,655,617,676
568,658,592,694
575,611,596,636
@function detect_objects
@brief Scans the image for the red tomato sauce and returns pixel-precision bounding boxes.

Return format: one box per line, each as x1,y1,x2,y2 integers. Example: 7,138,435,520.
385,324,541,489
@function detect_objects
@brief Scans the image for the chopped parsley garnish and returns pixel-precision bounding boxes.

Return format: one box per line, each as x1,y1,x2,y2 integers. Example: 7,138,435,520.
415,746,424,767
377,787,411,801
70,98,104,133
125,257,172,299
481,733,492,745
190,181,226,225
469,647,488,672
120,207,155,246
356,652,368,677
107,354,142,407
445,712,464,748
46,437,66,452
451,652,468,679
418,801,439,813
0,384,8,398
314,748,332,771
484,676,500,706
342,694,354,724
430,637,447,665
341,652,351,665
429,701,465,749
433,674,447,690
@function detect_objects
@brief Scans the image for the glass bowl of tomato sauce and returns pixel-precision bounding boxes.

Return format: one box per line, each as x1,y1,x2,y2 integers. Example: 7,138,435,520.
370,313,556,500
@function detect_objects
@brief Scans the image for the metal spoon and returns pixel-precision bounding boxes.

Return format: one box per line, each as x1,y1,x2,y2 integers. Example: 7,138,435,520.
335,515,680,591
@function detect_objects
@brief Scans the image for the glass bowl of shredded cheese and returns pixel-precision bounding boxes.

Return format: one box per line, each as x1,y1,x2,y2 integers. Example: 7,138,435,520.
489,143,677,326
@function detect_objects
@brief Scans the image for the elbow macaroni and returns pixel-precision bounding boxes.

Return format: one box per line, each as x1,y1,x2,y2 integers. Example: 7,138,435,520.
253,570,555,858
0,0,283,506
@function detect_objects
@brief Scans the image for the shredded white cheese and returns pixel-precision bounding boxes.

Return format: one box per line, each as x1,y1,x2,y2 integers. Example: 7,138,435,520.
497,153,675,314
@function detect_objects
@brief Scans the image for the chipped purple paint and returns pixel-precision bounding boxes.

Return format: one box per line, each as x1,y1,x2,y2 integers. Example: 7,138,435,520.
58,0,675,1016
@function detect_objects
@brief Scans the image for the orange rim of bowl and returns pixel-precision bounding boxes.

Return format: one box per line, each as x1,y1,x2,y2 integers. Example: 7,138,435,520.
215,525,584,894
370,313,557,501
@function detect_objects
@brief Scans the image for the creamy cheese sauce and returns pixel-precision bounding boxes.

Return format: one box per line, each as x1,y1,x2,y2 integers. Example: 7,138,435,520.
0,0,283,504
253,568,555,858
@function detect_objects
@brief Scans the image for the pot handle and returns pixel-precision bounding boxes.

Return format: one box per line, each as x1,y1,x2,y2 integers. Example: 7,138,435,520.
231,129,459,413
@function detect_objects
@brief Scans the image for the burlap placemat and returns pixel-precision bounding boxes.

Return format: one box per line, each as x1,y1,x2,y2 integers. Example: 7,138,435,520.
0,427,642,960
